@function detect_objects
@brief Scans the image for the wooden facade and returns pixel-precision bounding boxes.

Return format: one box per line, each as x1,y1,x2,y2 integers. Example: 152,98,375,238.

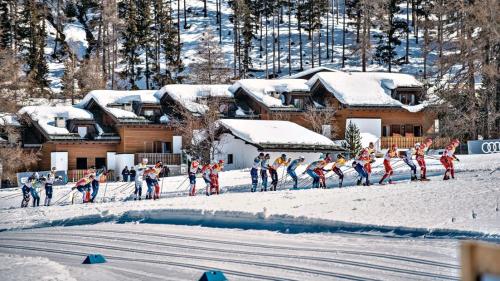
38,141,118,170
117,125,176,154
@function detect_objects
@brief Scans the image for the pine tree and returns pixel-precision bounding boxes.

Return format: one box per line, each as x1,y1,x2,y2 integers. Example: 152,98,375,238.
373,0,408,72
120,0,142,89
156,0,183,84
61,57,78,105
344,121,362,157
137,0,154,89
19,0,49,96
0,0,12,49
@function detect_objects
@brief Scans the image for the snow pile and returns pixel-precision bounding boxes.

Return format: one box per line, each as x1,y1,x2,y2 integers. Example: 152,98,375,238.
218,119,337,147
307,72,424,109
63,22,88,60
18,106,93,135
0,254,76,281
155,84,232,114
229,79,309,108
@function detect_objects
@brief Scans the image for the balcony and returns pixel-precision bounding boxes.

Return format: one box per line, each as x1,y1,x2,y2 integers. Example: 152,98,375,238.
381,136,450,149
135,153,182,166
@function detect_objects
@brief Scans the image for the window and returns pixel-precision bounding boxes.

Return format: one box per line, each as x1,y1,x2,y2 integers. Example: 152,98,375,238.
390,125,401,136
95,158,106,169
414,126,423,137
77,126,88,138
143,110,154,117
434,119,440,133
227,154,234,164
76,158,87,170
293,98,304,109
405,124,414,137
322,125,332,138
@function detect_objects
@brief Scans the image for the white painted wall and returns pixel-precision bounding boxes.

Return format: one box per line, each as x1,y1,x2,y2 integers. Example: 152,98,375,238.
172,136,182,154
214,133,327,171
347,118,382,150
106,152,116,171
50,152,68,172
115,154,135,181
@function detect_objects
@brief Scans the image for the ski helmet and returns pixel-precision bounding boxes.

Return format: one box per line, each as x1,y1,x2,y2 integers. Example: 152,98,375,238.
415,143,421,149
446,144,453,150
299,156,305,161
452,139,460,147
391,144,398,150
281,154,287,159
219,160,225,164
337,154,344,159
425,137,433,144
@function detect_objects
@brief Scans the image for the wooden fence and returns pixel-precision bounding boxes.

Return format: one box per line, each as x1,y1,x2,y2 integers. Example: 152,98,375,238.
381,137,450,149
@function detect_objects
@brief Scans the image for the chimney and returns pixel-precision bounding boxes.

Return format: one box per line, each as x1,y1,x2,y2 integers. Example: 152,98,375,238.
123,102,133,112
54,113,68,128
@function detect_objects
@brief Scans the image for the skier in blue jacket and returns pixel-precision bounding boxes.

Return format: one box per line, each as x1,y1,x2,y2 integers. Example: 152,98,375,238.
250,153,264,192
287,156,305,189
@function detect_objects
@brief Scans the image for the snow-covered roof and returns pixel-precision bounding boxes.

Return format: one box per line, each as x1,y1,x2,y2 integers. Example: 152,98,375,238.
286,66,338,79
218,119,342,150
0,113,21,127
229,79,309,108
155,84,232,114
78,90,158,119
308,72,424,110
18,106,93,135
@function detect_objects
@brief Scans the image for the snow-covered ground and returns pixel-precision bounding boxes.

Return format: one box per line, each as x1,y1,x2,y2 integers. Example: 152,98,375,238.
0,154,498,238
0,223,461,281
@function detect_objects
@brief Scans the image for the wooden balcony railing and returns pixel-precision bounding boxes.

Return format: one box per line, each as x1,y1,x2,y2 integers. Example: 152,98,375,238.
135,153,182,166
381,136,450,149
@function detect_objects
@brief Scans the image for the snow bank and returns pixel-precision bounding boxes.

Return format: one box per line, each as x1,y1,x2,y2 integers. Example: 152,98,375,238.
155,84,232,114
0,254,76,281
229,79,309,108
218,119,337,147
307,72,424,109
18,106,93,135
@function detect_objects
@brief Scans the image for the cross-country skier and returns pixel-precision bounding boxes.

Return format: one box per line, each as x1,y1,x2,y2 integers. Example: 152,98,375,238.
134,159,148,200
364,142,376,179
73,174,93,203
440,139,460,180
415,138,433,181
153,162,163,199
304,156,332,189
29,173,42,207
269,154,291,191
352,149,370,186
260,154,271,191
21,176,33,208
287,156,305,189
379,144,399,185
356,149,372,185
209,160,224,195
331,154,347,187
188,157,200,196
90,168,105,203
201,161,212,196
402,147,418,181
43,169,58,206
250,153,264,192
315,154,333,188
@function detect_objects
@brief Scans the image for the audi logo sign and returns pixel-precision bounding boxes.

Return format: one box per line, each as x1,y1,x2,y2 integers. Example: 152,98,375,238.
467,139,500,154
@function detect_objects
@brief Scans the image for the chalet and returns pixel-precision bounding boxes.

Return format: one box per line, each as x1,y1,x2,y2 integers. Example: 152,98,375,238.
78,90,183,169
214,119,344,170
17,105,120,174
154,84,250,118
285,66,338,80
307,71,439,148
229,79,311,122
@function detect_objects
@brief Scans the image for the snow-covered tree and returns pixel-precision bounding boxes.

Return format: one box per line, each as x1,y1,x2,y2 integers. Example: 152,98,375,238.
190,27,230,84
344,121,362,157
